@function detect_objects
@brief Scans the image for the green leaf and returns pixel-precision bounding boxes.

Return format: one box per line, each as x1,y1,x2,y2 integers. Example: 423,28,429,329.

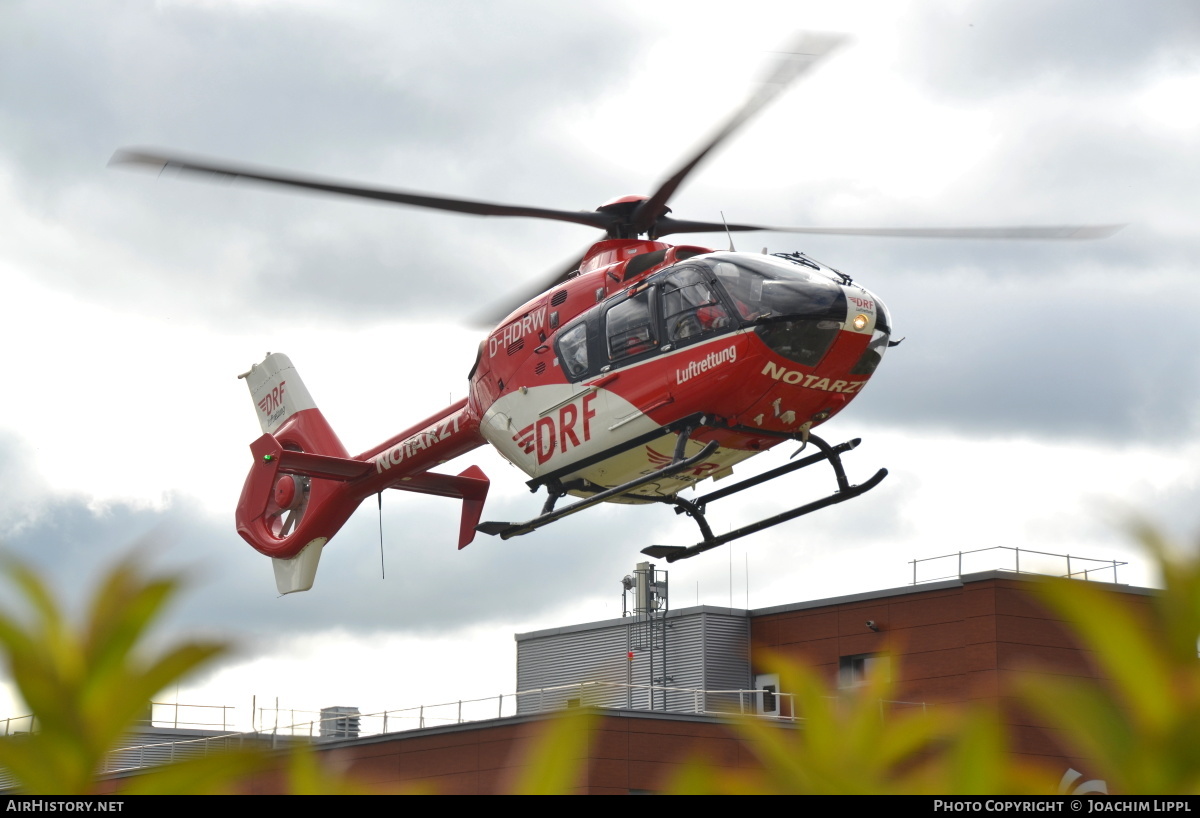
509,709,595,795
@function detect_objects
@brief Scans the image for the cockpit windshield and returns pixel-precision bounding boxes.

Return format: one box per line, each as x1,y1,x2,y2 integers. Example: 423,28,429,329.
707,254,845,321
705,254,848,367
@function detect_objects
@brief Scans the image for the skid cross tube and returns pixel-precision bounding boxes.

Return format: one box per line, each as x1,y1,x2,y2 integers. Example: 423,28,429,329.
688,437,861,513
477,438,720,540
641,432,888,563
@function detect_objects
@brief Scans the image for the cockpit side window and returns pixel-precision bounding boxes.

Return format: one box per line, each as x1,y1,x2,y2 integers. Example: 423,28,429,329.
712,261,764,321
556,321,590,379
606,289,658,362
659,267,733,346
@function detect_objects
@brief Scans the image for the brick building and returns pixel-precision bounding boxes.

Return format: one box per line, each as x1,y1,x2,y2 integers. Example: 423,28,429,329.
76,566,1147,794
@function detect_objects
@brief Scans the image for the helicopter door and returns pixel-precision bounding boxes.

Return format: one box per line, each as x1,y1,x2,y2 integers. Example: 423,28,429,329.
658,265,747,418
604,287,659,366
598,286,666,435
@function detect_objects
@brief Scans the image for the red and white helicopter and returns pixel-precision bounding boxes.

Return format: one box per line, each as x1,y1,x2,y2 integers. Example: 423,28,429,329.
113,35,1119,594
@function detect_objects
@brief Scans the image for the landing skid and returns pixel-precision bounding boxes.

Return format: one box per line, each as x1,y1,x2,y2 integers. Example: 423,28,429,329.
642,434,887,563
476,425,886,558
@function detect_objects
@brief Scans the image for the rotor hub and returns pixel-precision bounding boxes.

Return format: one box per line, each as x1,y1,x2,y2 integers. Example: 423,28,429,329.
274,475,299,510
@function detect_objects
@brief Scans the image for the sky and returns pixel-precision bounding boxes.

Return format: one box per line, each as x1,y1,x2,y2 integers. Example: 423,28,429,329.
1,0,1198,732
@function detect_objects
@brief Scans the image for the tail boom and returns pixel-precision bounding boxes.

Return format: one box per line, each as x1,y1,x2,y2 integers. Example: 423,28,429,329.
234,354,489,592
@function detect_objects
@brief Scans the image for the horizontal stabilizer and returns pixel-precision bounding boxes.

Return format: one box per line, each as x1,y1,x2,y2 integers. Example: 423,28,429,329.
277,448,373,481
640,545,688,559
393,465,490,549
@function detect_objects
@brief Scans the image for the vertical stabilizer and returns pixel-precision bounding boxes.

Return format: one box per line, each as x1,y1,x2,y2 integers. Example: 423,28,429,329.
241,353,317,435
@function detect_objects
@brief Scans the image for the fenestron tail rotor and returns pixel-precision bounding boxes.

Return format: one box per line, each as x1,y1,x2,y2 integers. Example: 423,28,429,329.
267,472,310,539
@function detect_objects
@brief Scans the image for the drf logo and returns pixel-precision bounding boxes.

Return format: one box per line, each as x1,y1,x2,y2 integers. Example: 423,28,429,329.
513,391,599,465
258,381,287,415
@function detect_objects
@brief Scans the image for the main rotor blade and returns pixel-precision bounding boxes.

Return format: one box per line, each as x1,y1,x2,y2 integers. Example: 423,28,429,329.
655,216,1126,240
110,149,616,231
631,32,847,236
470,243,596,328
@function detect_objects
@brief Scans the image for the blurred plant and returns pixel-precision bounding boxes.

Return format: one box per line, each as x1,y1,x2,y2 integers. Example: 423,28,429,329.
0,554,230,793
508,707,596,794
663,653,1057,795
3,522,1198,794
660,523,1200,795
1016,522,1200,794
0,553,418,794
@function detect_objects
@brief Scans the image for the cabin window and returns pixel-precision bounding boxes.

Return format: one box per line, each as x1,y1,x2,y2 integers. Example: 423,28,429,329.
606,290,657,361
556,321,590,379
658,267,733,346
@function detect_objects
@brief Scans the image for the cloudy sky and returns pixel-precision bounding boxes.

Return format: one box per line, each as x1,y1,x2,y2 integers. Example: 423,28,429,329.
2,0,1198,730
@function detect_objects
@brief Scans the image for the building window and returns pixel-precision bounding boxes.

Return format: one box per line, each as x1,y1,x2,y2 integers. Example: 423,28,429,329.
755,672,780,715
838,653,889,689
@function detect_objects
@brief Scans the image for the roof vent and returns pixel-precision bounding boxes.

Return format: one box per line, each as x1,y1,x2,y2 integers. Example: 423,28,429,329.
319,706,360,739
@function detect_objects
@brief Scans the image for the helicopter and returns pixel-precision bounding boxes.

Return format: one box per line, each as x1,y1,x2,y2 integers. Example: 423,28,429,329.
111,34,1121,594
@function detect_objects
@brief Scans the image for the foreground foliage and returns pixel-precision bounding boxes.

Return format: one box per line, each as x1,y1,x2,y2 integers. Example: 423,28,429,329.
1018,524,1200,794
657,656,1059,794
0,556,229,793
653,524,1200,794
1,524,1198,793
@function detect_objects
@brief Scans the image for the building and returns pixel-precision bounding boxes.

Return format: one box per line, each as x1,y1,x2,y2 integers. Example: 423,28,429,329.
55,553,1144,794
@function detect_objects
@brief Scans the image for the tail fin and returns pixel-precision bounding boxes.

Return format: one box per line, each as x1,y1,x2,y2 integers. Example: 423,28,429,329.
243,352,335,442
237,353,351,594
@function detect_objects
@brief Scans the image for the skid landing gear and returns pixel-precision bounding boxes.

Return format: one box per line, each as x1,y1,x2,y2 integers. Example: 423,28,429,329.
476,424,886,559
641,432,887,563
476,423,718,541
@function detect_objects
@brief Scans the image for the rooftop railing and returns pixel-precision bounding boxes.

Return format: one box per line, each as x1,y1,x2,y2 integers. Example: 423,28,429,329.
910,545,1128,586
2,683,927,780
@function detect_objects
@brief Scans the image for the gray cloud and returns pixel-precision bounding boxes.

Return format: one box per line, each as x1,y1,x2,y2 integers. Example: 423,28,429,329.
835,265,1200,443
0,1,646,323
0,434,649,644
902,1,1200,98
1,3,1198,665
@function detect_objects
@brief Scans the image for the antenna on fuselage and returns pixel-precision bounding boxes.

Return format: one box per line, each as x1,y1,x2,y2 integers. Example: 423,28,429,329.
721,211,736,251
377,492,386,580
